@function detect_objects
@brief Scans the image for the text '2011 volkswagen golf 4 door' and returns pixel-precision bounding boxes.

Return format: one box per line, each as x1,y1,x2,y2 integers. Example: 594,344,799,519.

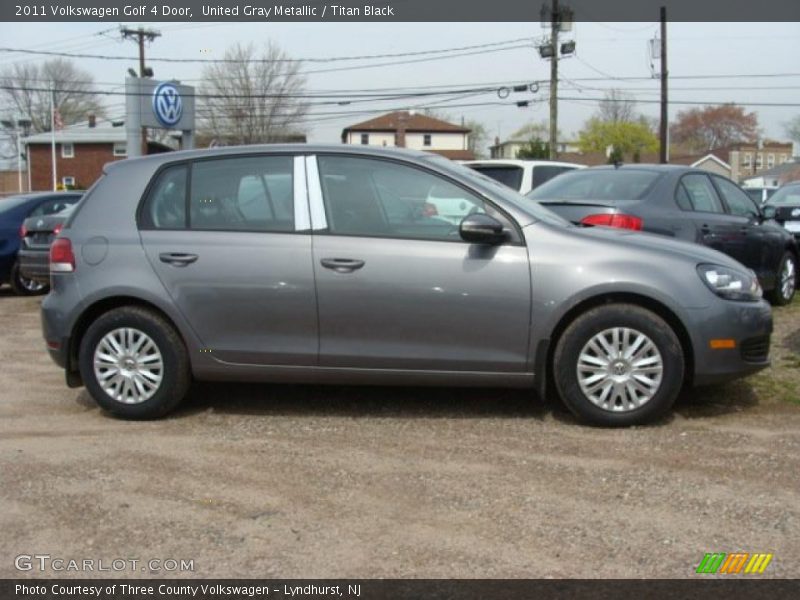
41,145,772,426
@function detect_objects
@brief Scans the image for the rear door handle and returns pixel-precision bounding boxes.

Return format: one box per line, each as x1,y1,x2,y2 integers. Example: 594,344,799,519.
159,252,198,267
320,258,365,273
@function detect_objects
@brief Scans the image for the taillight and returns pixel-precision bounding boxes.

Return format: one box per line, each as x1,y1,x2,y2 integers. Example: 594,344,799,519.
50,238,75,273
581,213,643,231
19,224,27,238
422,202,438,217
53,223,63,236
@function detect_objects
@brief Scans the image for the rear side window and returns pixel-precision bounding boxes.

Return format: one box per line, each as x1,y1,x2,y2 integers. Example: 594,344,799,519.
678,174,723,213
190,156,294,232
531,166,575,191
467,165,524,191
140,165,188,229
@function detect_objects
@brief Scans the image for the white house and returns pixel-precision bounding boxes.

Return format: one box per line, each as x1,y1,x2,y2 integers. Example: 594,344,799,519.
341,111,474,160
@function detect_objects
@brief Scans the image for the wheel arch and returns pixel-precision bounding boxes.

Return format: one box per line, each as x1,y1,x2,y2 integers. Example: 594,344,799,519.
66,295,190,385
542,292,695,397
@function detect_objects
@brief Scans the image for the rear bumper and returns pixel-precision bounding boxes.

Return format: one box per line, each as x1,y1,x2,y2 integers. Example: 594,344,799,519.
18,249,50,284
689,299,772,385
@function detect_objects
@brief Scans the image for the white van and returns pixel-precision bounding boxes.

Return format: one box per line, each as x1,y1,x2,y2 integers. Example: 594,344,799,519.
463,159,584,194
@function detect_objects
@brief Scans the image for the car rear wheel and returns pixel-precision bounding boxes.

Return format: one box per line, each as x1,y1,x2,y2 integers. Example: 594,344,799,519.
768,252,796,306
9,261,48,296
79,306,190,419
553,304,684,427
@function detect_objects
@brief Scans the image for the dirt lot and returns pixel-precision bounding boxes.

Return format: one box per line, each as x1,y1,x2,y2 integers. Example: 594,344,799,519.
1,289,798,579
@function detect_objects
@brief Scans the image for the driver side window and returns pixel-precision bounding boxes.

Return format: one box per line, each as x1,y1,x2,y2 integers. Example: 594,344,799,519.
317,156,486,242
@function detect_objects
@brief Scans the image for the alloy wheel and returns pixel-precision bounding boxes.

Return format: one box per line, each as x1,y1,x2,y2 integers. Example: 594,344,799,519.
576,327,664,412
93,327,164,404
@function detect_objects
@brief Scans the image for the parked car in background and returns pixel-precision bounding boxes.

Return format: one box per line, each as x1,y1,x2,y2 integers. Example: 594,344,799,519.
18,205,76,287
0,192,82,295
764,182,800,241
743,185,778,205
527,165,798,305
42,145,772,427
463,159,583,194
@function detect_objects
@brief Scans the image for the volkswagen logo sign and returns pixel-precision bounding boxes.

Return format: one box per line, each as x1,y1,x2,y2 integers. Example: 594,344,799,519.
793,208,800,218
152,82,183,128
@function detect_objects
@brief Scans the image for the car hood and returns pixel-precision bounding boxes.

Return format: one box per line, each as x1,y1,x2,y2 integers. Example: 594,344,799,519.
543,221,752,272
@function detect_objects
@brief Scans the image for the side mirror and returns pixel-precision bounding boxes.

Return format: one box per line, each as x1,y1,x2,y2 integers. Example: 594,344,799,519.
762,205,777,221
459,213,507,245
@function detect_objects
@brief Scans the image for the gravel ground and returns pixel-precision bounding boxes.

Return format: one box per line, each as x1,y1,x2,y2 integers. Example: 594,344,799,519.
0,289,798,579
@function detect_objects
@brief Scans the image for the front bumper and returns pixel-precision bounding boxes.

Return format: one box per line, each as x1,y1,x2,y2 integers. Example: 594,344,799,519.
18,249,50,284
689,298,772,386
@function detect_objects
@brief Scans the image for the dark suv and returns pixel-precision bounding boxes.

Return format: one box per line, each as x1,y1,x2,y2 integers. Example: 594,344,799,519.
528,166,798,305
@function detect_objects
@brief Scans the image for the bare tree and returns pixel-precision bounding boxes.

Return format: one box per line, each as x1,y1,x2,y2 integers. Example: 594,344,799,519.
199,43,308,145
0,59,105,132
596,89,637,124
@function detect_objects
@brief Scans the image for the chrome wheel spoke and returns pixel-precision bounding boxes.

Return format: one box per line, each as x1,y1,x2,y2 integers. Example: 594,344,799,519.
93,327,164,405
576,327,664,413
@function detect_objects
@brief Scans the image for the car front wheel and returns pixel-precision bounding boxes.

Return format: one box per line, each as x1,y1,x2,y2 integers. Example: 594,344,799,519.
79,306,190,419
768,252,796,306
553,304,684,427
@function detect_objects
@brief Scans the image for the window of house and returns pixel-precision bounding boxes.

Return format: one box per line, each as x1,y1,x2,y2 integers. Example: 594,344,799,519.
767,154,775,169
113,143,127,157
61,176,75,188
423,134,432,147
756,153,763,169
61,143,74,158
742,153,752,168
360,133,369,145
780,154,788,164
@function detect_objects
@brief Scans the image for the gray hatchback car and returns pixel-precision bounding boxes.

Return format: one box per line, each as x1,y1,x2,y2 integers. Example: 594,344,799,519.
41,145,772,426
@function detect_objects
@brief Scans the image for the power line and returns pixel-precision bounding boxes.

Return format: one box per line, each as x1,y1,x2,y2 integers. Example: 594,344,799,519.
0,38,534,64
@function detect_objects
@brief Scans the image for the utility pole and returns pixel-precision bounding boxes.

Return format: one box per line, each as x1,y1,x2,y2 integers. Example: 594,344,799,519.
659,6,668,163
549,0,559,160
121,27,161,155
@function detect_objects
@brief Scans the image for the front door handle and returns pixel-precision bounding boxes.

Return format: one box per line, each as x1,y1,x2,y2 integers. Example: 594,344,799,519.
159,252,198,267
320,258,365,273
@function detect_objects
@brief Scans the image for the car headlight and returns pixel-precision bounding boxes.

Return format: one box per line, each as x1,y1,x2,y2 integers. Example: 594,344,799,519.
697,264,762,301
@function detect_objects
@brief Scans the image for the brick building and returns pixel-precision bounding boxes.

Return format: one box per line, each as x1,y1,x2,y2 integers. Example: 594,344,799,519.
22,117,170,191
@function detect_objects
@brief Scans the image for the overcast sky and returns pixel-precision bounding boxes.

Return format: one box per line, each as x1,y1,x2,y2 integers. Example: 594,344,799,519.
0,21,798,151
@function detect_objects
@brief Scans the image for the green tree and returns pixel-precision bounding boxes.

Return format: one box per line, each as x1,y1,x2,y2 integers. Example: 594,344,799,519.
578,118,658,163
517,137,550,159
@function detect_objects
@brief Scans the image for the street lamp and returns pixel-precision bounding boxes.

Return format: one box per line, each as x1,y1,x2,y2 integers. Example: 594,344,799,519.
1,118,31,193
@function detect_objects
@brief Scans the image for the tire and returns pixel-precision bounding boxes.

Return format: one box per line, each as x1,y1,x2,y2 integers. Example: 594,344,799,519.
9,261,49,296
553,304,684,427
767,252,796,306
79,306,190,419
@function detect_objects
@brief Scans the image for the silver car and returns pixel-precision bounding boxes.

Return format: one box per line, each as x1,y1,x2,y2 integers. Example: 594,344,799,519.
41,145,772,426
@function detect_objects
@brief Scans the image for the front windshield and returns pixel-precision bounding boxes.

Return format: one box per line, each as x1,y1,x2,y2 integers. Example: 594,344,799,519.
766,185,800,206
527,169,662,202
424,155,572,227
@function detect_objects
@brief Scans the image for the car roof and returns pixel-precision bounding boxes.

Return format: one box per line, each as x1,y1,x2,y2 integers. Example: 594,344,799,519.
104,144,435,173
582,164,696,173
463,159,583,168
1,191,82,201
